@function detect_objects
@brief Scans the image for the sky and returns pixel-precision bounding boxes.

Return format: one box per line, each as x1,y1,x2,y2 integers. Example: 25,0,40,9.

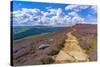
11,1,97,26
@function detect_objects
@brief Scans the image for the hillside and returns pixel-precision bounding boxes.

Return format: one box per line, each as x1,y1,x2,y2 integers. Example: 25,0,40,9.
12,24,97,66
72,24,97,61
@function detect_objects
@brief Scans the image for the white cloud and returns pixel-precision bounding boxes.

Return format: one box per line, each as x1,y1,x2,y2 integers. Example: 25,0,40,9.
56,8,63,16
68,11,78,16
91,6,97,13
67,11,85,24
46,7,52,10
65,5,89,12
91,6,97,11
47,8,59,16
12,7,88,26
64,4,97,24
79,5,89,9
12,8,42,25
65,5,79,10
72,15,84,23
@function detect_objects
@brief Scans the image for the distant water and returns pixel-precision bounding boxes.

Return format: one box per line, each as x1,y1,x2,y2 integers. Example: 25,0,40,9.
13,26,64,40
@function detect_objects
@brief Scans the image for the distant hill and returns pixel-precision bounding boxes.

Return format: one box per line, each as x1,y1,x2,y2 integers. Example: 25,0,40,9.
13,26,65,40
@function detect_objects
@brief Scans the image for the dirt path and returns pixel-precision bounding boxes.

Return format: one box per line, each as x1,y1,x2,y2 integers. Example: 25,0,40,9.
54,29,89,63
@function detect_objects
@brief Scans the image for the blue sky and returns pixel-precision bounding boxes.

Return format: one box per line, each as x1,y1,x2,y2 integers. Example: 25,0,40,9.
11,1,67,12
11,1,97,26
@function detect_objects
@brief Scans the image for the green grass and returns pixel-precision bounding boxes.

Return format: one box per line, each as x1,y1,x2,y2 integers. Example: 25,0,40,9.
15,32,55,43
14,27,31,34
79,35,97,61
85,36,97,54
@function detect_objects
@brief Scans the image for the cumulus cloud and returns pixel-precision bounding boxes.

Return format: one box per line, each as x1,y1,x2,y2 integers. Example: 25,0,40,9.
67,11,85,25
65,5,89,12
91,6,97,11
65,4,97,24
12,7,85,26
90,6,97,13
68,11,78,17
65,5,79,10
12,4,97,26
12,8,42,25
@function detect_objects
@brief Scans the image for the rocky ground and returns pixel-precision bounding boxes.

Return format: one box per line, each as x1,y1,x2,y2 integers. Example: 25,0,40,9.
54,29,89,63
